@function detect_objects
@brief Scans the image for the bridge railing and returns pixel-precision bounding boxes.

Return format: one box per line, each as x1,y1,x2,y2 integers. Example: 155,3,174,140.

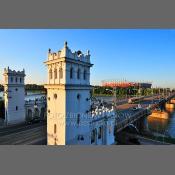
115,109,150,132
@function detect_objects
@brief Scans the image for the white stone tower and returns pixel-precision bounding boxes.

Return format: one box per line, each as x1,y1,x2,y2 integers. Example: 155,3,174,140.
44,42,93,145
3,67,26,125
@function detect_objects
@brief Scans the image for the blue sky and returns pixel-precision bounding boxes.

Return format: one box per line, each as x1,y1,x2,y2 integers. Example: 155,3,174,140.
0,29,175,88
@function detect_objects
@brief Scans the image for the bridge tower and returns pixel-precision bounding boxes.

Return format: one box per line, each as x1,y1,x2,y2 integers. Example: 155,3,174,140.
3,67,26,125
44,42,93,145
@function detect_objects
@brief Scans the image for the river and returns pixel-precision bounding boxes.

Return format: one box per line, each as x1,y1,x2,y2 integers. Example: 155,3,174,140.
0,91,46,101
95,96,175,139
147,109,175,138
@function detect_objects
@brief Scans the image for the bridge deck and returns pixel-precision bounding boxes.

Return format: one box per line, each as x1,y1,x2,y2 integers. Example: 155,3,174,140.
113,93,175,132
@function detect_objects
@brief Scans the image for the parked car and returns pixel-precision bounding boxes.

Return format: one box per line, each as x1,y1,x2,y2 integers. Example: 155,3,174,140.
132,107,139,111
27,117,41,124
31,117,41,123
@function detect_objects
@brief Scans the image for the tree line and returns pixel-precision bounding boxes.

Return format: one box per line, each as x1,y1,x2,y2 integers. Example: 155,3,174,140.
0,84,46,92
92,86,172,97
25,84,46,92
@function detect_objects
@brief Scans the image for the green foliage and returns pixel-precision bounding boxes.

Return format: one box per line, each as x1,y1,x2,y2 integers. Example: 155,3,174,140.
93,86,113,96
92,86,173,98
25,84,46,92
1,84,46,92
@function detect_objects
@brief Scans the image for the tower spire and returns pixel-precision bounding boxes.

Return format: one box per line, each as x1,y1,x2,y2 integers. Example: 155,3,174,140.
64,41,68,48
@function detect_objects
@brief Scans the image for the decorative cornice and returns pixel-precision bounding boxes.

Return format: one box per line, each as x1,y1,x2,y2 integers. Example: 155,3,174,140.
44,57,93,67
44,84,92,90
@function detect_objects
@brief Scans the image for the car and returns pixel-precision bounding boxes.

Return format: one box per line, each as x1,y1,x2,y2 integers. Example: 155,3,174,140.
27,117,41,124
132,107,139,111
31,117,41,123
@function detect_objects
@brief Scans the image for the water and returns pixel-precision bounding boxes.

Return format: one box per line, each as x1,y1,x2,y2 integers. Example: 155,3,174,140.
0,91,46,101
25,91,46,100
147,109,175,138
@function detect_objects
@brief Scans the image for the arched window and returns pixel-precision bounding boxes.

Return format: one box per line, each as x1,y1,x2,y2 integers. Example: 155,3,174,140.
54,68,57,79
77,68,81,79
83,70,87,80
59,68,63,79
91,129,96,144
70,67,73,79
49,69,52,79
98,126,103,139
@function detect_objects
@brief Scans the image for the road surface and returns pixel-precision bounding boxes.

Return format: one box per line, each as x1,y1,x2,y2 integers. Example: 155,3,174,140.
0,122,47,145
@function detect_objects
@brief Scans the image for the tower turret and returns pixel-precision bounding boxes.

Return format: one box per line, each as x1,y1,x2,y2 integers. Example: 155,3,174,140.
44,42,93,145
3,67,26,125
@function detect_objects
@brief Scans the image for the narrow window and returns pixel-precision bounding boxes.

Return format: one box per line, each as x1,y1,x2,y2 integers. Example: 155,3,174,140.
54,94,57,99
77,94,81,100
49,69,52,79
98,126,103,139
15,77,18,83
77,68,80,79
70,67,73,79
20,78,22,83
54,124,57,134
16,106,18,111
11,77,13,83
77,114,80,126
83,70,86,80
54,138,57,145
54,68,57,79
91,130,95,144
59,68,63,79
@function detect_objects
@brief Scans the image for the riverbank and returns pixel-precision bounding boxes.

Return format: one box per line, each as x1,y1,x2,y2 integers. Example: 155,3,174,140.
141,131,175,144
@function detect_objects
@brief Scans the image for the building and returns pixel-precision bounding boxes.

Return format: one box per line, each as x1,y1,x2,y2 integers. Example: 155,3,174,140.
102,80,152,89
44,42,93,145
44,42,116,145
3,67,26,125
3,67,47,125
2,42,116,145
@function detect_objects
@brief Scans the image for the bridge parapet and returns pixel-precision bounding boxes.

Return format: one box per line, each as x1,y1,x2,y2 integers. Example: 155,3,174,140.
115,109,150,132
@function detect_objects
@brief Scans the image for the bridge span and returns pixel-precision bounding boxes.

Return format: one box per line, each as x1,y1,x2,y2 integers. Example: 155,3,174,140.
113,93,175,133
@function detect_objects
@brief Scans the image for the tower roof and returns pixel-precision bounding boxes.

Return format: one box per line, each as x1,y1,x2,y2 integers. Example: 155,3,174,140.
3,67,25,76
45,42,92,65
